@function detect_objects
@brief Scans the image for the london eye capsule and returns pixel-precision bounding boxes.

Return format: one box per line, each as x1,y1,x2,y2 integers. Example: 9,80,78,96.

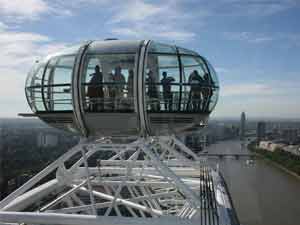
24,40,219,137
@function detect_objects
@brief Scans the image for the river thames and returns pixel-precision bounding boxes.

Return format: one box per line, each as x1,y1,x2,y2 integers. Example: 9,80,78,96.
205,140,300,225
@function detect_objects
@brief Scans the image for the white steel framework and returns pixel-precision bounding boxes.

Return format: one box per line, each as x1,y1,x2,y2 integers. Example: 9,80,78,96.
0,137,226,225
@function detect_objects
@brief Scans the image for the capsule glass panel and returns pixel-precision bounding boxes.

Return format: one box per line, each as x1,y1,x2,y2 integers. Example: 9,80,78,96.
205,59,219,112
43,55,75,111
148,42,177,54
82,54,135,112
181,56,215,112
145,42,180,112
25,44,80,113
177,47,198,56
25,63,46,112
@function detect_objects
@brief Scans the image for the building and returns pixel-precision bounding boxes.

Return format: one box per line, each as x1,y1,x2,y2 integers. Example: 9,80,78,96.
37,132,59,148
281,129,298,144
259,141,300,156
240,112,246,140
259,141,286,152
283,145,300,156
257,121,266,143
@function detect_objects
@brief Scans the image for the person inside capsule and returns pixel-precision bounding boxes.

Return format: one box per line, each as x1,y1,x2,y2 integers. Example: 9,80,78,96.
112,66,126,110
87,65,104,112
161,71,175,111
187,70,203,111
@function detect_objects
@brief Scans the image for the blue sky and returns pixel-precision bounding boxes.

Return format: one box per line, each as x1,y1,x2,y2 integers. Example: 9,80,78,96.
0,0,300,118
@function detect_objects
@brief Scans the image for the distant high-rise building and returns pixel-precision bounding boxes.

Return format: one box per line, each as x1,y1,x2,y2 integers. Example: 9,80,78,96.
240,112,246,140
257,121,266,143
282,129,298,144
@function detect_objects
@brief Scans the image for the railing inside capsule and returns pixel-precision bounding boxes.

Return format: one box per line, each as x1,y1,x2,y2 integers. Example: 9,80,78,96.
146,83,219,113
26,83,73,111
82,82,134,113
82,82,218,113
26,82,218,113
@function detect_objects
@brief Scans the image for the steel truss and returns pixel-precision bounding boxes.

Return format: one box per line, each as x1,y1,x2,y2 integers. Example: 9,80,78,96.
0,136,220,225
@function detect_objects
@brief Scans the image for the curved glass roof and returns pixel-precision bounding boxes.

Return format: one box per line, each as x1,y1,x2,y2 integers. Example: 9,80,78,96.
87,40,142,54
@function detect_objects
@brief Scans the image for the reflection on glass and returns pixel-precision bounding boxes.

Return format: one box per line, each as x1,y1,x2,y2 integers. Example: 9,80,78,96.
43,56,75,111
26,64,46,112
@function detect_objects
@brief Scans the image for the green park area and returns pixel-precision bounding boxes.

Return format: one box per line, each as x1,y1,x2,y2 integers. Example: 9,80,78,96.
248,142,300,176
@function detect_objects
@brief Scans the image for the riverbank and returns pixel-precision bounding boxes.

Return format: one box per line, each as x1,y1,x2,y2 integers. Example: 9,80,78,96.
207,140,300,225
248,142,300,178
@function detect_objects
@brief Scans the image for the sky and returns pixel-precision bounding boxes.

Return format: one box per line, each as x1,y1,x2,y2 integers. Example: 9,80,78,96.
0,0,300,119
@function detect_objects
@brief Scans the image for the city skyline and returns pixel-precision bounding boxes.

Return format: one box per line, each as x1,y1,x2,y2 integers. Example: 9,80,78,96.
1,0,300,118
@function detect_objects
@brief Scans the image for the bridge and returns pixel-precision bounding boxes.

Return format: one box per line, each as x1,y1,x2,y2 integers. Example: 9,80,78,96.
198,153,259,159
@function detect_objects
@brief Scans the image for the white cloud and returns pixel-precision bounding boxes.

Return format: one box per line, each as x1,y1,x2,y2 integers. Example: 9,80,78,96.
0,26,67,117
112,26,196,41
0,31,49,43
108,0,197,41
221,80,300,97
223,31,274,44
110,0,163,23
213,95,300,118
223,31,300,47
0,30,65,68
212,0,298,17
0,67,29,116
0,0,75,22
237,0,295,16
0,0,197,41
212,79,300,118
0,0,49,20
0,21,7,30
221,83,274,96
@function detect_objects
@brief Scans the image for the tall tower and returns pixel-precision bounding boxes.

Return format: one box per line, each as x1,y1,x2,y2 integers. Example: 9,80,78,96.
240,112,246,140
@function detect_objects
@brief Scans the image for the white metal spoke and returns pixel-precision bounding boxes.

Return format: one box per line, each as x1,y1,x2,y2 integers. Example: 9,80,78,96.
81,147,97,215
0,137,212,225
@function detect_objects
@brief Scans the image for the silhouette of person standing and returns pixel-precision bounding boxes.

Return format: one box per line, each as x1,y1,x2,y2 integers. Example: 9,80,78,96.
87,65,103,112
161,71,175,111
113,66,125,109
187,70,203,111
